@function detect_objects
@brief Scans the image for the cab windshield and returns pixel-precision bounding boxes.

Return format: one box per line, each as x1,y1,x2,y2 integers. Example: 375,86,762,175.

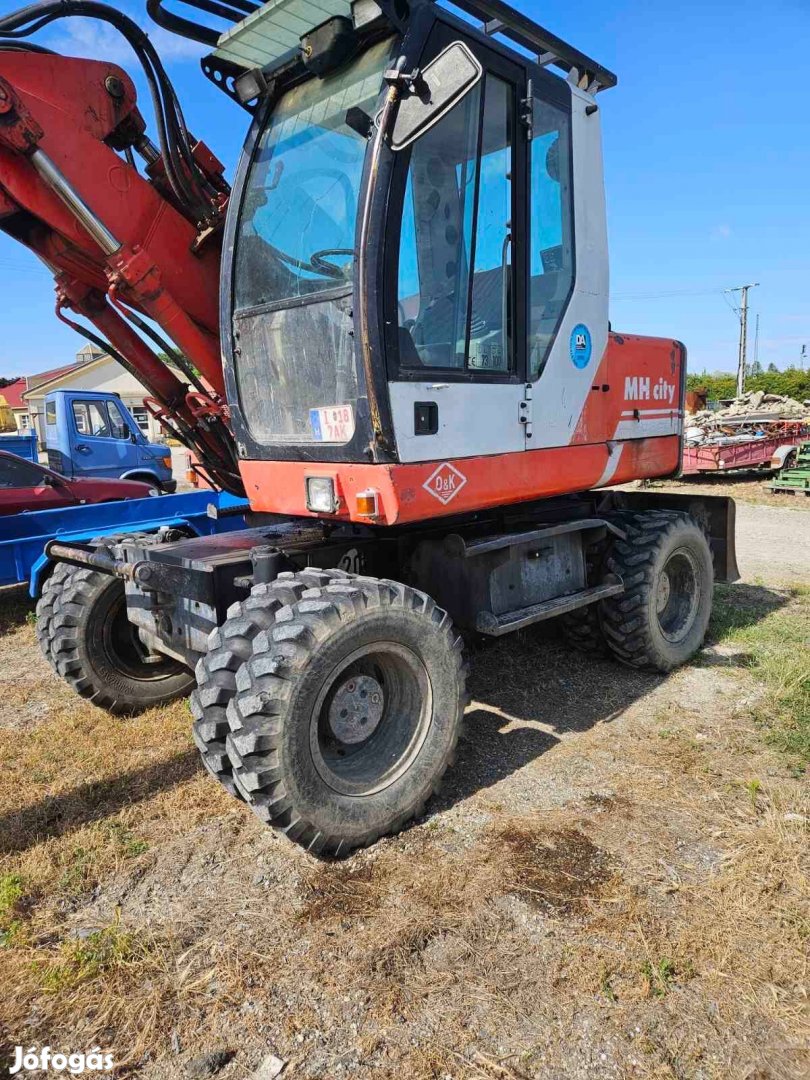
232,37,394,447
235,37,395,311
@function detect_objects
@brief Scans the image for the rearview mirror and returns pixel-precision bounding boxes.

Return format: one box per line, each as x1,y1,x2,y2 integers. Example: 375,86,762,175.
390,41,482,152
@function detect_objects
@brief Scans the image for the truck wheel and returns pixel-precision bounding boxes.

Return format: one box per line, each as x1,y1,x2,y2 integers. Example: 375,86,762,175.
45,566,194,714
191,570,352,799
600,511,713,672
225,572,466,855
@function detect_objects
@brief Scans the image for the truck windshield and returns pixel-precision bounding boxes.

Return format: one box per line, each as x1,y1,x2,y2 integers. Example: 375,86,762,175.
235,37,395,311
232,37,394,447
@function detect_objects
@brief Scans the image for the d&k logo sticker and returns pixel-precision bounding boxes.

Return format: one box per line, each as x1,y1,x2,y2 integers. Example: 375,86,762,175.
423,463,467,505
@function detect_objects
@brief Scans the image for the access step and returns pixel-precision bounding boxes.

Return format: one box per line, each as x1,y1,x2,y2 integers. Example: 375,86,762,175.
475,579,624,637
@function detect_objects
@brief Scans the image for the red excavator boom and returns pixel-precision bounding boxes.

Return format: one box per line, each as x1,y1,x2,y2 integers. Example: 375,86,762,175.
0,5,241,492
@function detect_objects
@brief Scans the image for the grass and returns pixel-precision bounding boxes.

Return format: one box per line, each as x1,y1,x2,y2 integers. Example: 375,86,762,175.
710,583,810,767
0,577,808,1077
37,919,143,993
0,872,24,949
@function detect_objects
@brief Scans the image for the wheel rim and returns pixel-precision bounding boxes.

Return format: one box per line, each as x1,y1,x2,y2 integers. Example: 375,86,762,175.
309,642,433,796
655,547,701,643
102,591,185,683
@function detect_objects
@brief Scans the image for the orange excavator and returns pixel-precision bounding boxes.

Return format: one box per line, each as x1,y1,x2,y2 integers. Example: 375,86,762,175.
1,0,737,855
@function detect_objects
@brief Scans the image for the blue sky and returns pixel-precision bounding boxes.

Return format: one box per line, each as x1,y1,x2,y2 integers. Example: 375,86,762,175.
0,0,808,377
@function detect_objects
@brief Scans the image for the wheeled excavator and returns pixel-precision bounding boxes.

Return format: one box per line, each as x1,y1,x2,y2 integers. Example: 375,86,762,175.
0,0,738,855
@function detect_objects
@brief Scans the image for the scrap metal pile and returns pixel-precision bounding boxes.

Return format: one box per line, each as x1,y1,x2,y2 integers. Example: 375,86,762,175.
685,390,810,447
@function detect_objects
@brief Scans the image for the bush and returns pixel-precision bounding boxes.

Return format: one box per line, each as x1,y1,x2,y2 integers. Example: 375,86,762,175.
686,368,810,401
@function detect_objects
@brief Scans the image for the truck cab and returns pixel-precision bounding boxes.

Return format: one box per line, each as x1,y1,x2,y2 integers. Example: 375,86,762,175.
43,391,176,492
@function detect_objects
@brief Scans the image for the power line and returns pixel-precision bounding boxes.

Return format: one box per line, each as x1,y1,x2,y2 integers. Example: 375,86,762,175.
610,287,730,302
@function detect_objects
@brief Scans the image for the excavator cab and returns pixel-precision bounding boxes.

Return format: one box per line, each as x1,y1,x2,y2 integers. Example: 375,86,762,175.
214,0,646,525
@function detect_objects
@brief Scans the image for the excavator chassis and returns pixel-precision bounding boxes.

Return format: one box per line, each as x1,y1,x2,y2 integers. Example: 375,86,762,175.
39,490,736,855
47,490,738,666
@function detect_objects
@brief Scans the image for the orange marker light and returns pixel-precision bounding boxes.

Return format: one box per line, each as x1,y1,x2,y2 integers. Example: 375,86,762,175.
356,489,379,518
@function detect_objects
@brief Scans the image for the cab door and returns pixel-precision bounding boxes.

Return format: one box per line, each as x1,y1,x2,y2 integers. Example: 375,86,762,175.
67,395,136,479
525,69,611,448
386,28,529,465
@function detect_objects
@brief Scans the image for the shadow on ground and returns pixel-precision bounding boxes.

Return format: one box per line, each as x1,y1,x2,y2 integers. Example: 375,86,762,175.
0,583,791,855
0,584,35,634
436,581,791,812
0,750,200,856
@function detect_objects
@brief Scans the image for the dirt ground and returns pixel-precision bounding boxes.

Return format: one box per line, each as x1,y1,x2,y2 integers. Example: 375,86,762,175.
0,495,807,1080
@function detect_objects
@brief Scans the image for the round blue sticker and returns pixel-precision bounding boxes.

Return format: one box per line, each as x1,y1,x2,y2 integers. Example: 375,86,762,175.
570,323,592,369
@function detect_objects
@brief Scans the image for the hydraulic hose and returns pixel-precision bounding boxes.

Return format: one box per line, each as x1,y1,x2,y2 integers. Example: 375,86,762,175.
0,2,212,224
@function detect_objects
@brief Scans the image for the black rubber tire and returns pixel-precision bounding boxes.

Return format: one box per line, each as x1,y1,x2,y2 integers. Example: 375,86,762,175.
600,510,713,672
191,570,353,799
559,604,608,656
558,534,612,657
36,530,155,671
36,560,76,670
225,571,466,856
44,563,194,715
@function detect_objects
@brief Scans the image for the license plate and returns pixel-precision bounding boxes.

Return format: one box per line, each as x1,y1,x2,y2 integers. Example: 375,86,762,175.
309,405,355,443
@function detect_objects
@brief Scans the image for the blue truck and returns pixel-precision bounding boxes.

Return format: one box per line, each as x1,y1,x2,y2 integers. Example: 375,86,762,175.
44,390,176,492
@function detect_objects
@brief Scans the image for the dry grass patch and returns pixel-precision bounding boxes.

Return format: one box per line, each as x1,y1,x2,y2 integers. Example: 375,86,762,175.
0,627,240,1066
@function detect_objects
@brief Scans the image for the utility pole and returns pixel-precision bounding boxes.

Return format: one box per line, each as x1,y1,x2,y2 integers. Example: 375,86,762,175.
726,283,759,396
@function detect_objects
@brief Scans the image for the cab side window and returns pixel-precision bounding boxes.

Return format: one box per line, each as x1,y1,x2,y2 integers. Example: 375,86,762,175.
397,73,514,375
72,400,129,439
107,400,131,440
529,95,574,379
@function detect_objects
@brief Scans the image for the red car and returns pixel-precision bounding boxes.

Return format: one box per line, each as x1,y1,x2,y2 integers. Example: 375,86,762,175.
0,450,159,516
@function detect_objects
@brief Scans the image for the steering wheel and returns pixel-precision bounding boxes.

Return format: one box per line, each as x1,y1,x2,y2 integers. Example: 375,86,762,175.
310,248,355,279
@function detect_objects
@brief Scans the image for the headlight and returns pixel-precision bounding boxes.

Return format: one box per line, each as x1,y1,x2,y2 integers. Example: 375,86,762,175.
147,487,160,497
305,476,338,514
160,454,172,467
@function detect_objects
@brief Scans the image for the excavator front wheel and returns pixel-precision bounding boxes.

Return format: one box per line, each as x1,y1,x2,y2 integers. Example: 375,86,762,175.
192,569,354,800
223,571,466,856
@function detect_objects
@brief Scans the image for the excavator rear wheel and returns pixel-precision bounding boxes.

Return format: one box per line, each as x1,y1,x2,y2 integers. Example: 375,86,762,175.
599,511,713,672
224,572,466,856
37,533,193,714
558,533,612,657
37,560,77,670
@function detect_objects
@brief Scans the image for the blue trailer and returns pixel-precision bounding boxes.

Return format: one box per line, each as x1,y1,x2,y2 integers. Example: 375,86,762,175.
0,489,248,595
0,431,38,462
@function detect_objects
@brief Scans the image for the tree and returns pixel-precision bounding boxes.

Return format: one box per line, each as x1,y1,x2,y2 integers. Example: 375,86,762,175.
767,362,779,373
749,360,763,376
